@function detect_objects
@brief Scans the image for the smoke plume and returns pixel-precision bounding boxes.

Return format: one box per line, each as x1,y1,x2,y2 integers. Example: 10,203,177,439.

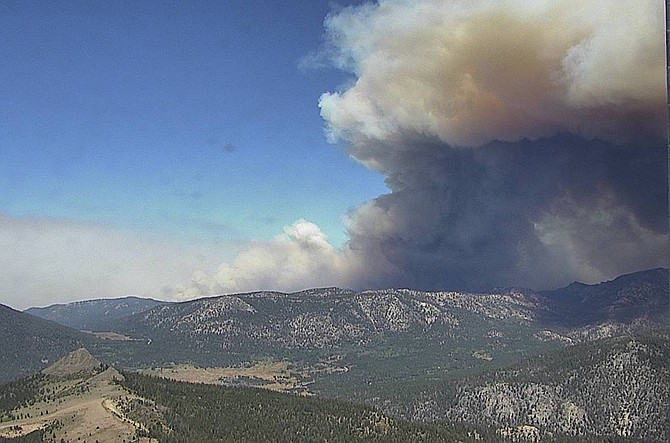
320,0,667,290
178,0,667,297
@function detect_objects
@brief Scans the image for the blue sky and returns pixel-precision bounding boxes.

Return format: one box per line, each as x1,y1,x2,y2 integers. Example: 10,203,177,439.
1,0,384,248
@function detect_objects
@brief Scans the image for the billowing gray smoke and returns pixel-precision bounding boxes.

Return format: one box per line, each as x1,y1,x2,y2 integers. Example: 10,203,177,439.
177,0,667,298
320,0,668,290
343,135,667,290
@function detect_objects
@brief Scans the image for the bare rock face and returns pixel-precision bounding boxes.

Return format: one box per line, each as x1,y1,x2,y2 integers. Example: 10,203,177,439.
42,348,101,377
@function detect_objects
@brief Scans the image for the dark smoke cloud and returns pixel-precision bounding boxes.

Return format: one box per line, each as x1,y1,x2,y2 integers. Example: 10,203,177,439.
345,135,667,290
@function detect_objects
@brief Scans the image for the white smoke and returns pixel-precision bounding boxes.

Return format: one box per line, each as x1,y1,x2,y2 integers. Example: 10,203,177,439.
0,215,226,309
320,0,665,152
174,219,355,299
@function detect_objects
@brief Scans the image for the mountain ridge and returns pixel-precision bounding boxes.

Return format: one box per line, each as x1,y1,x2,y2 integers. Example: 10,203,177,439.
25,295,168,331
539,267,668,327
23,268,667,324
12,268,666,373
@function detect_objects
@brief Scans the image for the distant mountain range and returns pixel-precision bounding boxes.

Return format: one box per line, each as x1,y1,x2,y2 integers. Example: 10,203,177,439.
24,268,669,335
25,296,167,331
1,268,667,441
540,267,669,326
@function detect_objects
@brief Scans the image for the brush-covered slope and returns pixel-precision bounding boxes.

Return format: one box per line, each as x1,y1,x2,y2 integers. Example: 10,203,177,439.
0,348,138,443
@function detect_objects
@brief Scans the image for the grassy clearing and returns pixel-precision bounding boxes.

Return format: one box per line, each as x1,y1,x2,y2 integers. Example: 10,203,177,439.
139,356,350,395
140,360,301,393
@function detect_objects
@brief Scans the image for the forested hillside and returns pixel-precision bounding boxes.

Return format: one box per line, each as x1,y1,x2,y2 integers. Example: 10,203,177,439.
119,371,477,442
389,334,669,442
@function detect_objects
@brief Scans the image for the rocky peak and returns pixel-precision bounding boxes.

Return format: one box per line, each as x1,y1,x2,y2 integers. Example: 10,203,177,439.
42,348,101,377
